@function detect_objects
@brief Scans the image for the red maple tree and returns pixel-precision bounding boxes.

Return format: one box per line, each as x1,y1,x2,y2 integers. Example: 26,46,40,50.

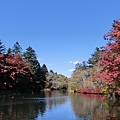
0,53,33,89
98,20,120,95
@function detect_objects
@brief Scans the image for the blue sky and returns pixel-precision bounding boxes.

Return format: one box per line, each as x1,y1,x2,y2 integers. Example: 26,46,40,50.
0,0,120,78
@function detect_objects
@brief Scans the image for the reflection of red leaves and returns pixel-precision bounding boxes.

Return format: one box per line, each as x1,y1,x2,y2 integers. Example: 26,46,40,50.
116,106,120,111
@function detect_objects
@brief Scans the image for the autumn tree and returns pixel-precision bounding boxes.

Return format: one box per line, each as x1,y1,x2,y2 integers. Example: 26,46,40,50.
46,71,68,90
0,53,33,90
46,70,58,89
98,20,120,97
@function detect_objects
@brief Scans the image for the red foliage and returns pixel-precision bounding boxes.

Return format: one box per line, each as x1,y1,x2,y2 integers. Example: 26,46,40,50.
98,20,120,94
80,88,102,94
0,53,33,89
104,20,120,41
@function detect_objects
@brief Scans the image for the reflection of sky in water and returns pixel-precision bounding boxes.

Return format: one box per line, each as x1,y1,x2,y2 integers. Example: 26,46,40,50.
36,97,76,120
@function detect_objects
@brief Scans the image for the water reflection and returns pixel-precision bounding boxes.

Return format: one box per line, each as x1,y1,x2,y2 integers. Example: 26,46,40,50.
69,93,120,120
0,91,119,120
0,91,68,120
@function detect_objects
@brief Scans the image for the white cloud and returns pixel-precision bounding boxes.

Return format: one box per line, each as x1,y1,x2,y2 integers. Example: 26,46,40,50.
68,69,75,72
73,61,80,65
68,60,81,74
69,60,81,65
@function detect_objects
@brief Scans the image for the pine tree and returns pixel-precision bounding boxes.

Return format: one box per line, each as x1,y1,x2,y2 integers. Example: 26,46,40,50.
12,41,22,55
23,46,38,73
7,48,12,54
0,40,6,53
41,64,48,73
88,47,103,66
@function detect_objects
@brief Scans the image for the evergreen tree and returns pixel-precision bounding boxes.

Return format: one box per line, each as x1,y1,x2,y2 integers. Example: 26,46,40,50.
33,62,49,91
32,61,44,91
41,64,48,82
12,41,22,55
50,70,54,73
41,64,48,73
75,61,87,70
82,61,87,70
23,46,49,91
23,46,38,73
7,48,12,54
0,40,6,53
75,63,82,70
87,47,103,66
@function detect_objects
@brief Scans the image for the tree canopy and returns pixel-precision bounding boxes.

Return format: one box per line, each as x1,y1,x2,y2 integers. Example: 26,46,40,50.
12,41,22,55
98,20,120,95
0,53,33,89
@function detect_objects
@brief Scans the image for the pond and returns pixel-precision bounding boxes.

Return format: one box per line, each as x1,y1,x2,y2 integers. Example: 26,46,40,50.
0,91,119,120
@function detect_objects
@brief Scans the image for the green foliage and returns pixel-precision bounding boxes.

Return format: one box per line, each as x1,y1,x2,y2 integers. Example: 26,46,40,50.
101,83,108,94
23,46,38,73
7,48,12,54
23,47,49,91
87,47,103,66
0,40,6,53
12,41,22,55
33,62,48,91
41,64,48,73
75,61,87,70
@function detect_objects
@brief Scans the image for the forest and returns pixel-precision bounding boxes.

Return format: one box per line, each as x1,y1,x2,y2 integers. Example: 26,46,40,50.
0,20,120,99
0,41,68,92
69,20,120,99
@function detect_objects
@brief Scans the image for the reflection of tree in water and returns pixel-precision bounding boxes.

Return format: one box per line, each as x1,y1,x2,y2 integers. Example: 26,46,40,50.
0,91,67,120
0,92,46,120
44,91,67,110
69,93,120,120
104,99,120,120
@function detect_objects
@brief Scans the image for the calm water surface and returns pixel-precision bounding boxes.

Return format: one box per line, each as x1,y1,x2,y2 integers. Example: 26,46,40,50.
0,91,119,120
